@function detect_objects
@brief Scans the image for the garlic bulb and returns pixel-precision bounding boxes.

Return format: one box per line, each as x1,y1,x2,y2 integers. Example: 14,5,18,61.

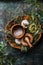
21,20,29,28
15,39,21,45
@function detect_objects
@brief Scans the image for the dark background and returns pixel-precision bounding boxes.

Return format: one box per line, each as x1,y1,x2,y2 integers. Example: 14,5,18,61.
0,0,43,2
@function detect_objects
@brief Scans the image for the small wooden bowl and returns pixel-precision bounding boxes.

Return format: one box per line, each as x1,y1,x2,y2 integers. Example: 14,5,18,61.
11,24,25,39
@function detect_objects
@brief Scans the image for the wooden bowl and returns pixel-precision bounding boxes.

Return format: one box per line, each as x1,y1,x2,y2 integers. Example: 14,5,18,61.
11,24,25,39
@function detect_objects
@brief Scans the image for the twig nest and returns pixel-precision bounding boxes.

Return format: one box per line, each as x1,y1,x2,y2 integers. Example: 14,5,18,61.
21,19,29,28
11,24,25,39
5,15,42,51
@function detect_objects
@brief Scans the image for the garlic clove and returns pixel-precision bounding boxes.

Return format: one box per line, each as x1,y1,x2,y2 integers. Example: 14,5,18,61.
21,19,29,28
15,39,21,45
